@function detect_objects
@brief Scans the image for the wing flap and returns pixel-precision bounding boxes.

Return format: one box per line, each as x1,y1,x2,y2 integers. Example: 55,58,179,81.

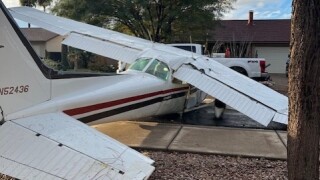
0,113,154,179
0,156,60,180
62,33,141,63
173,58,288,126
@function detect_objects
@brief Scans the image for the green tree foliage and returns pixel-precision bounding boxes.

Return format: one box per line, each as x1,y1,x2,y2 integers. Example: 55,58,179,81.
37,0,52,11
52,0,109,26
20,0,53,11
19,0,36,7
53,0,235,42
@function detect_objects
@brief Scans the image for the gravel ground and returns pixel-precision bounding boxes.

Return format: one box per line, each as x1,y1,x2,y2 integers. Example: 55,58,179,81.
0,174,14,180
0,151,288,179
142,150,287,180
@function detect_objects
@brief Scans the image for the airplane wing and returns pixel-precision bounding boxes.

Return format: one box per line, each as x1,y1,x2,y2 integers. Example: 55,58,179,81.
138,49,288,126
0,113,154,179
172,57,288,126
9,7,198,63
9,7,288,126
9,6,152,64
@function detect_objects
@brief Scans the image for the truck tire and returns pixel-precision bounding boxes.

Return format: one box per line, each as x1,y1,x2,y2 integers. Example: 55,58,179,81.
230,66,248,76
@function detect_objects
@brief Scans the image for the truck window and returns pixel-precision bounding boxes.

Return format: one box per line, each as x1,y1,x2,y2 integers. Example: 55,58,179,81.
173,45,196,53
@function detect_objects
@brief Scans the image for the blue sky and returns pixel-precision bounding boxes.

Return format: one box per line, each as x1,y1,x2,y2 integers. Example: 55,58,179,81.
223,0,292,19
3,0,292,20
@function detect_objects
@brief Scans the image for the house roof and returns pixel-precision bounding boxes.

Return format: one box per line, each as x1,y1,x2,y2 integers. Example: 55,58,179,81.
210,19,291,44
21,28,58,42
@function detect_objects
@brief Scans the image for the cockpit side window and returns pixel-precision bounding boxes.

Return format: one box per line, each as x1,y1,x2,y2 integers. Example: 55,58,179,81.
128,57,151,71
145,59,170,81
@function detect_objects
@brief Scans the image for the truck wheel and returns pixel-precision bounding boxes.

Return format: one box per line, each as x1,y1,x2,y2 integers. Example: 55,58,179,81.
230,67,248,76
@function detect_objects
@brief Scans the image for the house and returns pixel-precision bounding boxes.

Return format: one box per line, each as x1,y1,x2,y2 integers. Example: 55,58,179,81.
21,28,63,60
208,11,290,74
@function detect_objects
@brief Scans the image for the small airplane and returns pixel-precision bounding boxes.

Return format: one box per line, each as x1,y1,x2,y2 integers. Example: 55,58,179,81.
0,3,288,180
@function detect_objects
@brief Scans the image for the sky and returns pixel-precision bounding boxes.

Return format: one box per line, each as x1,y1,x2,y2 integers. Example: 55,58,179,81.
2,0,19,8
223,0,292,20
2,0,292,20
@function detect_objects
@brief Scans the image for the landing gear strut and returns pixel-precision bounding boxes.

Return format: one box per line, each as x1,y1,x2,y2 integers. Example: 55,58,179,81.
214,99,226,120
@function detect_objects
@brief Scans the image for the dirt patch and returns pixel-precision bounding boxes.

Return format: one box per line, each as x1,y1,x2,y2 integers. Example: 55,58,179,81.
269,73,288,96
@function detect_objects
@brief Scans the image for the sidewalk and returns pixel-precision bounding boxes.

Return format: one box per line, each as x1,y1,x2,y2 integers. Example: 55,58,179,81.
93,121,287,160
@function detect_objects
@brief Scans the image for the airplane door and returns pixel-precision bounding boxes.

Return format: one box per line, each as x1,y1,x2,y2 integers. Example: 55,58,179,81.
156,82,188,116
151,61,187,115
142,58,188,116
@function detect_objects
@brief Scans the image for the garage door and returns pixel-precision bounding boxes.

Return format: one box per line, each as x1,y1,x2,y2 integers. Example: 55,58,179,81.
255,47,289,74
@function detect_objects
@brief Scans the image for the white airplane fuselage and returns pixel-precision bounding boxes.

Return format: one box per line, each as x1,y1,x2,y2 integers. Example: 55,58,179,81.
6,59,190,125
61,71,189,125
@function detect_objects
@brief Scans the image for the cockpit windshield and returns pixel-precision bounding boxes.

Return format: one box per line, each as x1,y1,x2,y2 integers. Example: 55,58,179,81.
128,57,152,71
145,59,170,81
128,58,170,81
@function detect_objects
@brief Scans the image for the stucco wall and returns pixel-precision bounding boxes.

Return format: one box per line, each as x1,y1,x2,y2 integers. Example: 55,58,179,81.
30,42,46,58
46,36,64,52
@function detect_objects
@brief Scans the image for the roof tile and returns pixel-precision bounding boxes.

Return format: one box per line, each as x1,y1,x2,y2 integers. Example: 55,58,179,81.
211,19,290,43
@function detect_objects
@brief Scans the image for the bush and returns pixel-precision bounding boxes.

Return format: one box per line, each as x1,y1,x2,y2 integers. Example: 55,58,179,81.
88,56,117,73
42,58,62,70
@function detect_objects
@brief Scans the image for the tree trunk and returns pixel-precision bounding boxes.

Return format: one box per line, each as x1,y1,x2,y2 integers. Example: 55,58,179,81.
287,0,320,179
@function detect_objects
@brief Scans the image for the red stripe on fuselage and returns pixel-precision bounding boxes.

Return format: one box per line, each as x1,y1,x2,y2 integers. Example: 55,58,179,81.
63,87,189,116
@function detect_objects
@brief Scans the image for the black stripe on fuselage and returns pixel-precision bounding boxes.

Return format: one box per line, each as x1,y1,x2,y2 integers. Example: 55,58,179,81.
78,91,187,123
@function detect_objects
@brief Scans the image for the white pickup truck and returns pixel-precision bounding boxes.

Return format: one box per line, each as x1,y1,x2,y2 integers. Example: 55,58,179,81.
168,43,270,81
